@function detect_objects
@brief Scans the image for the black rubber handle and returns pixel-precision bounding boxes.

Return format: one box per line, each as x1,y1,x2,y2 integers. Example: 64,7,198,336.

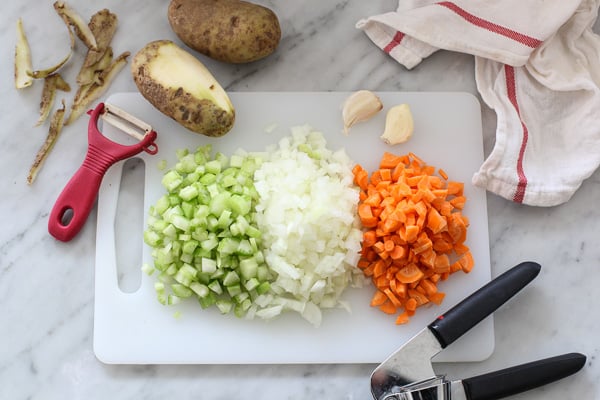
428,261,541,348
462,352,586,400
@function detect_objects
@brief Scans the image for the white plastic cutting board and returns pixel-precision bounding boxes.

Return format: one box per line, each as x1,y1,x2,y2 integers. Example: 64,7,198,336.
94,91,493,364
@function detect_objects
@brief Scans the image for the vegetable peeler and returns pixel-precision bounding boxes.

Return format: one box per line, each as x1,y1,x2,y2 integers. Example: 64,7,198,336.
48,102,158,242
371,262,586,400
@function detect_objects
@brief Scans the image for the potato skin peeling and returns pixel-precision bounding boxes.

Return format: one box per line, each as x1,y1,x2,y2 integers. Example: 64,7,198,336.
14,18,33,89
131,40,235,137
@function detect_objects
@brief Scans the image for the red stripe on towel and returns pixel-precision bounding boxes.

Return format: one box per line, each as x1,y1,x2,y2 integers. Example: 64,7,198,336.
436,2,543,49
384,31,405,53
504,65,529,203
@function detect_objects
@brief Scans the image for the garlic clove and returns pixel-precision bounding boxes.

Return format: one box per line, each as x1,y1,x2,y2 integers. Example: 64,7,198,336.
380,103,414,145
342,90,383,134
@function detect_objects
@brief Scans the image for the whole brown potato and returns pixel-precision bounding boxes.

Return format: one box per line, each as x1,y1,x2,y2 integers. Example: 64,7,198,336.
168,0,281,64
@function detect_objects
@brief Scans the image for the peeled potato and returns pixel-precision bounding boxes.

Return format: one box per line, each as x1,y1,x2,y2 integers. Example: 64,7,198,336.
131,40,235,137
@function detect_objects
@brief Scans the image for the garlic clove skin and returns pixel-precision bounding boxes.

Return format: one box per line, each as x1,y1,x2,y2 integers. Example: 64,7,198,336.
380,103,414,145
342,90,383,134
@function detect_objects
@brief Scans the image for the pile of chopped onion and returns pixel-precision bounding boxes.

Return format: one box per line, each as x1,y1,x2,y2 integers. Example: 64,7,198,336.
251,125,364,326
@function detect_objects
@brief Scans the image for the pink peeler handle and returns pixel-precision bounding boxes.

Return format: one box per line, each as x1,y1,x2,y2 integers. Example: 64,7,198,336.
48,103,158,242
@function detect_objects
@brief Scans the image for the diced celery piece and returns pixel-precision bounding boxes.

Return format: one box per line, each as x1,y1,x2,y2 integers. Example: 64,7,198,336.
157,271,173,283
237,240,254,256
141,263,155,276
143,230,162,247
170,215,190,231
208,280,223,295
234,299,252,317
228,194,251,215
194,146,209,164
198,292,216,309
162,170,183,192
174,264,197,286
200,172,216,185
220,174,237,188
201,257,217,274
182,202,195,220
216,299,232,314
171,283,193,298
223,270,240,286
244,277,260,291
197,271,211,284
190,282,209,298
226,284,242,297
217,237,239,255
155,282,167,305
257,265,272,281
168,294,181,305
179,185,199,202
162,223,177,239
195,204,210,218
182,239,198,255
180,252,193,264
154,246,175,265
176,153,197,173
217,209,232,229
194,246,212,258
151,219,169,233
201,235,218,251
256,281,271,295
168,194,182,206
210,268,225,280
209,192,230,216
207,215,219,231
185,171,200,184
234,292,250,303
155,195,170,215
163,205,183,220
176,148,189,159
239,257,258,279
229,154,244,168
205,159,222,174
215,152,228,168
246,225,261,238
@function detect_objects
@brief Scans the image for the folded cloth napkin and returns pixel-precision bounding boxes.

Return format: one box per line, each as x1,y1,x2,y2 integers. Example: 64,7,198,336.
357,0,600,206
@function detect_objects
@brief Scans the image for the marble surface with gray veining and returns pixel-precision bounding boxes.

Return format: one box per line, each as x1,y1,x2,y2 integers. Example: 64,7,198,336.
2,1,599,399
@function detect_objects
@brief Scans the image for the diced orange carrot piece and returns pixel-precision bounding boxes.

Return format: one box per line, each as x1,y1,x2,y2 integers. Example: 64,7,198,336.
427,208,447,234
439,169,449,180
370,290,388,307
395,311,411,325
429,291,446,305
380,152,404,169
447,181,464,196
378,300,397,314
405,297,418,312
396,263,424,284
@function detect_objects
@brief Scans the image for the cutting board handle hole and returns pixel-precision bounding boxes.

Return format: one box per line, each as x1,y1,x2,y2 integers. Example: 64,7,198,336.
115,157,145,294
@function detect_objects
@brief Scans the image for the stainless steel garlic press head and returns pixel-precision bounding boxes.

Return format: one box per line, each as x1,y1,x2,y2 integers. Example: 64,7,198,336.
370,262,585,400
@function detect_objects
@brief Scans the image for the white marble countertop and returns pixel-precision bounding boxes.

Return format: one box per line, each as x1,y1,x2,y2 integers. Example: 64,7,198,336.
2,1,599,399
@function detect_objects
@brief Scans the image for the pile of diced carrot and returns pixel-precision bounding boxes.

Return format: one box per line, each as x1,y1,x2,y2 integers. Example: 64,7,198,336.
352,152,474,324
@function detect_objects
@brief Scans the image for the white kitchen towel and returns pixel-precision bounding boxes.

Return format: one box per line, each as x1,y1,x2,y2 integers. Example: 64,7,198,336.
357,0,600,206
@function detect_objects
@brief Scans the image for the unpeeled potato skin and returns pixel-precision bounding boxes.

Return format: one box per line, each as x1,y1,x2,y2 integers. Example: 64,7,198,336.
168,0,281,64
131,40,235,137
